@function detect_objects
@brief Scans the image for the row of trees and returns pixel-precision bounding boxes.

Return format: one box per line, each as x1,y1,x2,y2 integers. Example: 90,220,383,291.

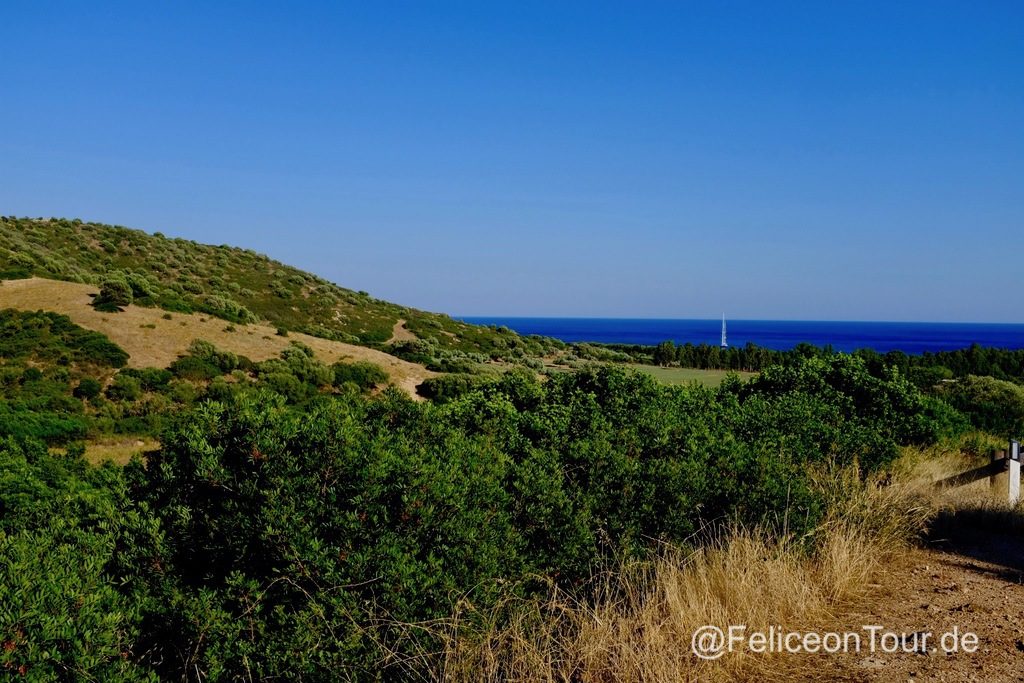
640,339,1024,386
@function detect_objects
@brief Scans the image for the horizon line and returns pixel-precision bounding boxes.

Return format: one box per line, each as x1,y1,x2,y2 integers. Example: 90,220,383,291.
456,315,1024,326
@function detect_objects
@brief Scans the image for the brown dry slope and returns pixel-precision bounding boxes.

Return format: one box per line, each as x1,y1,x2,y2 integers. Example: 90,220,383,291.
0,277,434,395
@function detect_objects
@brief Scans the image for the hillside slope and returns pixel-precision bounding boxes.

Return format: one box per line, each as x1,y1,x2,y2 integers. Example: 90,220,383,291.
0,216,555,359
0,277,434,395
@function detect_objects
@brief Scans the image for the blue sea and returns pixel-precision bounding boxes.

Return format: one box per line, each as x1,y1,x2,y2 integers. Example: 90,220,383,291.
458,318,1024,355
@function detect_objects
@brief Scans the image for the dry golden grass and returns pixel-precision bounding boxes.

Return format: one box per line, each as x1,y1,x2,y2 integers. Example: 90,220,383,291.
409,529,876,683
50,436,160,466
0,277,434,396
386,451,988,683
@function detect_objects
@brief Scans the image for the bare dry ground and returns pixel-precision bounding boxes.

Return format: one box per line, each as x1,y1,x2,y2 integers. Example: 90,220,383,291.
771,488,1024,683
51,436,161,466
0,277,434,396
387,318,418,344
775,536,1024,683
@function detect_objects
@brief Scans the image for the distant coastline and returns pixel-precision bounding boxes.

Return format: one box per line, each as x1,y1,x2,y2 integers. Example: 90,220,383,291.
458,317,1024,354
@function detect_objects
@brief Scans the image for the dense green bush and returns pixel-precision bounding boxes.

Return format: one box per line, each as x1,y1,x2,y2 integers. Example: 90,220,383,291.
331,360,388,391
735,355,954,470
106,374,142,402
416,373,491,402
121,367,173,392
0,309,128,368
940,375,1024,438
0,342,983,680
121,357,943,677
0,402,89,443
198,294,256,324
0,438,157,680
125,272,154,298
94,275,134,309
74,377,102,400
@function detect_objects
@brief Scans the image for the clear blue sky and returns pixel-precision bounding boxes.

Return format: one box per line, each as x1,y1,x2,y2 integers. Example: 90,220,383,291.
2,2,1021,322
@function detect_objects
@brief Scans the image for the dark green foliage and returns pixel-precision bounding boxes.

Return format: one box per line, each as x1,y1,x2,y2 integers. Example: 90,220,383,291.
197,294,256,324
106,374,142,401
596,339,1024,388
416,373,491,402
0,320,989,681
0,438,157,681
119,357,942,677
169,340,241,381
332,360,388,391
74,377,102,399
0,309,128,368
737,355,951,470
168,355,221,381
0,402,88,443
940,375,1024,438
653,339,676,366
20,367,43,383
0,311,134,443
94,275,134,309
255,343,333,402
125,272,154,298
121,367,173,392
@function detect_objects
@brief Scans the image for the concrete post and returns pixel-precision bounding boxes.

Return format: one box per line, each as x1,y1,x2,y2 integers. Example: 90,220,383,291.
1009,440,1021,506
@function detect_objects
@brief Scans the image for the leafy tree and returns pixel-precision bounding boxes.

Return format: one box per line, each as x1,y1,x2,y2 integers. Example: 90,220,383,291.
94,275,133,309
653,340,676,366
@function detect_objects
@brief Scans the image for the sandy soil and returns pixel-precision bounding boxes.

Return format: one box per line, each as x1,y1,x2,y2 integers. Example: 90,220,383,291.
0,278,434,396
774,527,1024,682
387,318,418,344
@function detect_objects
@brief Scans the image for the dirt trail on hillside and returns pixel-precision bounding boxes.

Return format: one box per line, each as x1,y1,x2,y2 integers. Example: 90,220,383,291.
777,524,1024,682
0,277,434,396
387,318,417,344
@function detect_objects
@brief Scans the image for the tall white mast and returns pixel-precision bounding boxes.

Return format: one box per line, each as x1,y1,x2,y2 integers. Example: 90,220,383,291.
721,314,728,349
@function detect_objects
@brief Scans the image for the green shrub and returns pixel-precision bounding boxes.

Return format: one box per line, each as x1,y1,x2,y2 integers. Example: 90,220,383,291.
169,355,221,381
940,375,1024,438
121,367,173,392
416,373,492,402
106,374,142,402
20,367,43,383
0,438,157,680
73,377,102,400
331,361,388,391
198,295,256,324
125,272,154,298
94,275,133,309
0,310,128,368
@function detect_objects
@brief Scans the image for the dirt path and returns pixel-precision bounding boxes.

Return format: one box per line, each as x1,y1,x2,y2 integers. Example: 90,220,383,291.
789,526,1024,682
387,318,417,344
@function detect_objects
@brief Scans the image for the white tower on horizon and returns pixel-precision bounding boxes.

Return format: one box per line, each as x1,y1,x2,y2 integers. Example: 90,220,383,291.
721,314,728,349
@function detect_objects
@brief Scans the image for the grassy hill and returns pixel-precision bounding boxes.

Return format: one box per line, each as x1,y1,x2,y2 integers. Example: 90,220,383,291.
0,216,557,360
0,277,434,395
